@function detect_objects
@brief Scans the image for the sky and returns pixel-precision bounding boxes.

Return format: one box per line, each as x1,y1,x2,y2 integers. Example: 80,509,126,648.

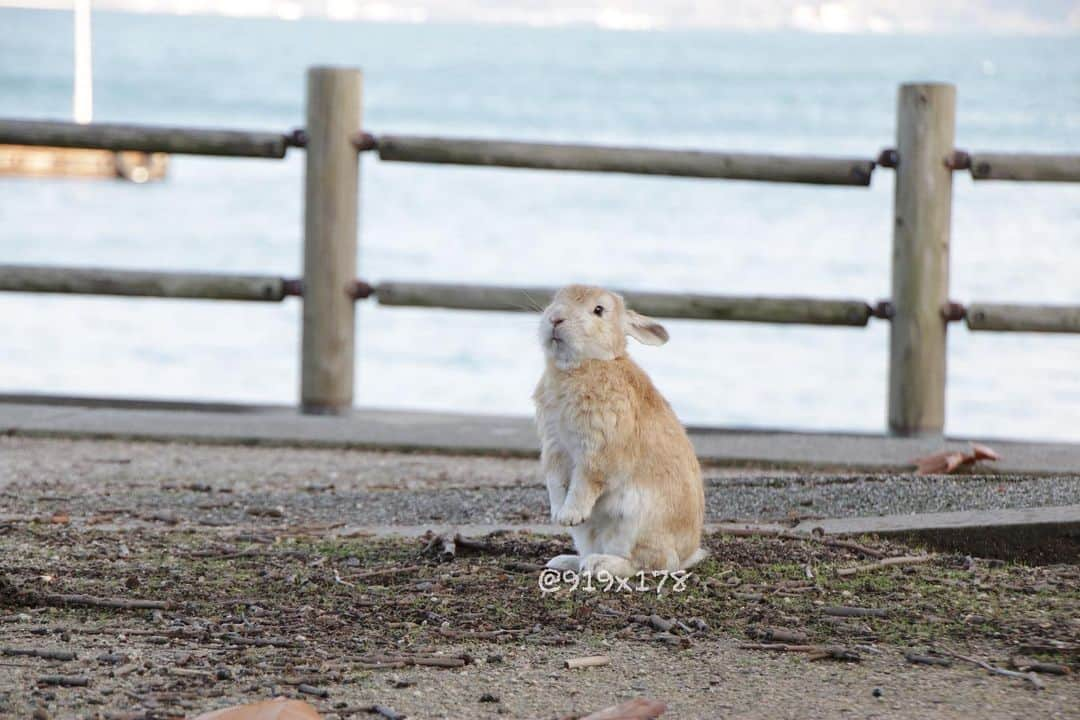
2,0,1079,33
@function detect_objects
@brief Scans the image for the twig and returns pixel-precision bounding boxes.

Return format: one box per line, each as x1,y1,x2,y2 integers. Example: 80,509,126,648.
806,647,860,662
221,633,297,648
453,534,499,554
2,647,76,661
648,615,674,633
564,655,610,669
412,656,467,668
38,592,172,611
298,683,330,698
1010,656,1071,676
716,527,888,559
38,675,89,686
748,628,808,644
437,627,526,640
937,647,1045,690
166,667,213,678
836,555,932,577
739,643,859,661
367,704,405,720
823,538,887,559
821,606,887,618
905,653,952,667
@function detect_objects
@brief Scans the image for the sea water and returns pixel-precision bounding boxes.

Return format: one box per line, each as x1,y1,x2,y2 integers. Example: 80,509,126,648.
1,8,1078,440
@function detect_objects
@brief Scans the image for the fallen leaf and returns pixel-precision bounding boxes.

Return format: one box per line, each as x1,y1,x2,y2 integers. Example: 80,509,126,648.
913,443,1000,475
970,443,1001,461
913,451,966,475
193,698,322,720
49,511,70,525
581,698,667,720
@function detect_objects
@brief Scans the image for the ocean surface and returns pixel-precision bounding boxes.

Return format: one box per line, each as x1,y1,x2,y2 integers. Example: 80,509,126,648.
1,8,1078,440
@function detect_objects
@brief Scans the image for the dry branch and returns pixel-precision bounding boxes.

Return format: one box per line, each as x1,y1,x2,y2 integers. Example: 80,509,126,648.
905,653,952,667
938,648,1045,690
38,592,172,611
836,555,932,577
565,655,611,669
38,675,89,686
2,647,76,661
821,606,888,618
1010,656,1070,676
748,627,808,644
738,643,860,661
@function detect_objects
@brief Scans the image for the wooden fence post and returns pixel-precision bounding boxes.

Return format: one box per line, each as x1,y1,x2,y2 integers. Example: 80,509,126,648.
301,66,362,415
888,83,956,436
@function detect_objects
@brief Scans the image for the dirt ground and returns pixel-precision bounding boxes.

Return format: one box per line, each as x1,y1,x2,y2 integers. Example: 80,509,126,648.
0,437,1077,719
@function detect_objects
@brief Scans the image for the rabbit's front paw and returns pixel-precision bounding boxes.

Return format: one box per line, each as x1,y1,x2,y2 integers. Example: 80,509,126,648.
555,503,589,527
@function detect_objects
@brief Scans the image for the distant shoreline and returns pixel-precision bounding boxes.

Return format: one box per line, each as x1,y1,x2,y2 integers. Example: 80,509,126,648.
0,0,1077,37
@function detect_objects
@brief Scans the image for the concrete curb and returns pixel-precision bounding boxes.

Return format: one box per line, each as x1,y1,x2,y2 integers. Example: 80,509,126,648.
3,395,1080,473
329,506,1080,562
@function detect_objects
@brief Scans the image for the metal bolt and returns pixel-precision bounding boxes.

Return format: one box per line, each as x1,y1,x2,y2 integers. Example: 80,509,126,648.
348,279,375,300
282,278,304,297
352,132,378,152
876,149,898,168
942,301,966,322
945,150,970,171
285,128,309,148
871,300,895,320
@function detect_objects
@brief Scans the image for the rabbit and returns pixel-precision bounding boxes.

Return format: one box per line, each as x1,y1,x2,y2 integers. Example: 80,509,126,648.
532,284,707,578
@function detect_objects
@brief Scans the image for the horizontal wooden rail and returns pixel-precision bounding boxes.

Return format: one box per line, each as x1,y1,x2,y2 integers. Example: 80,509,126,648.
968,153,1080,182
374,135,876,186
966,303,1080,333
0,119,292,158
374,282,874,326
0,265,293,301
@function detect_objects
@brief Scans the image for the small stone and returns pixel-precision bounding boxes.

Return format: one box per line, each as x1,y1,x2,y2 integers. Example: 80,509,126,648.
215,667,232,681
479,693,499,703
486,654,504,664
873,688,883,698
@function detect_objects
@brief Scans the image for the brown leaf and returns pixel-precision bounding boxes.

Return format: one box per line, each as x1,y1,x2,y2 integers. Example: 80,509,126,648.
913,443,1000,475
49,511,70,525
913,451,967,475
970,443,1001,462
193,699,322,720
580,698,667,720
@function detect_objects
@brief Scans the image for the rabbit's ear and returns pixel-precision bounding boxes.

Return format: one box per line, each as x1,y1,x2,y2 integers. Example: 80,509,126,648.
625,310,669,346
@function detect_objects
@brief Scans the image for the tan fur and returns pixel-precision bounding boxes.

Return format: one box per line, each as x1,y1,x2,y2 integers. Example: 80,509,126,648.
533,285,705,573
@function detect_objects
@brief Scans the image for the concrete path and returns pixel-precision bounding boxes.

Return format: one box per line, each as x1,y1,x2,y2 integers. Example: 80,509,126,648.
3,394,1080,473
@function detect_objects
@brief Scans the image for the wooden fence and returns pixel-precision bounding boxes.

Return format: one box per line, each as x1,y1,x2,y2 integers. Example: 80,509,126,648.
2,67,1078,433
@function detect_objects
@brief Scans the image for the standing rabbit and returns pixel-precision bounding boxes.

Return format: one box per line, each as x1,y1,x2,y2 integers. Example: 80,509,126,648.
533,285,706,578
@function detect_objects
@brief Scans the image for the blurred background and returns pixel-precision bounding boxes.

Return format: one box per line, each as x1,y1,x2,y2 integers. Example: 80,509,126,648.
0,1,1078,440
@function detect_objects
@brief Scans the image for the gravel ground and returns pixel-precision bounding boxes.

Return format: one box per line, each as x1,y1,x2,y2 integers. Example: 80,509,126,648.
2,437,1077,527
2,631,1077,720
1,436,1078,719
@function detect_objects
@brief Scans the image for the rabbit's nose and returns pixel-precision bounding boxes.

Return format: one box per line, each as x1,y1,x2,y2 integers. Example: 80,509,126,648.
551,317,565,326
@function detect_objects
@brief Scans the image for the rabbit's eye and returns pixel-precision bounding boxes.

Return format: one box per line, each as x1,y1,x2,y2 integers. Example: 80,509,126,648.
593,305,605,317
